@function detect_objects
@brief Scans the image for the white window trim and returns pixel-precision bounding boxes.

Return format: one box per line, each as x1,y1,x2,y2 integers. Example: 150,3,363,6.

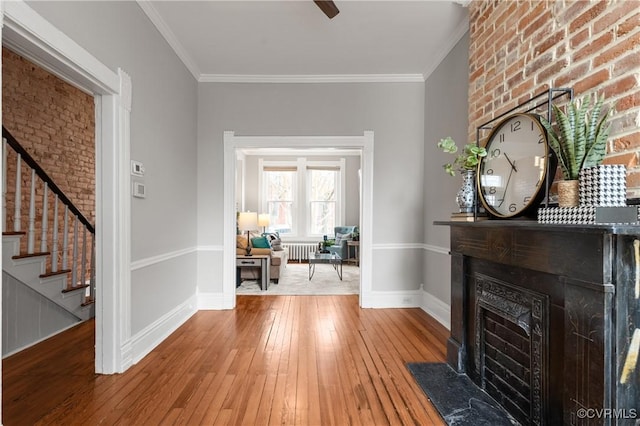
258,158,345,240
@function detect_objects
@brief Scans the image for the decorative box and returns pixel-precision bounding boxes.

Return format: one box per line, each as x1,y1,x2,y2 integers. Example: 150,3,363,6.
538,205,640,225
579,165,626,207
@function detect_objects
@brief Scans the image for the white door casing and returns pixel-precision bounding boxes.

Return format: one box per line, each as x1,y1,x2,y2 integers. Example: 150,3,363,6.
223,132,374,307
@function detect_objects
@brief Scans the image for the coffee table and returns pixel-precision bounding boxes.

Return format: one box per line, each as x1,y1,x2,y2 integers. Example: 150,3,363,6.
308,252,342,280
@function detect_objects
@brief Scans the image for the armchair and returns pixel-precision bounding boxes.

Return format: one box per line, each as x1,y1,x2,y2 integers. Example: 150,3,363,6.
326,226,357,259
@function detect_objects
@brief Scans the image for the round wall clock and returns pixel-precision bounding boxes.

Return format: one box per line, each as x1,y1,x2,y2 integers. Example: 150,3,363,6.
477,113,554,218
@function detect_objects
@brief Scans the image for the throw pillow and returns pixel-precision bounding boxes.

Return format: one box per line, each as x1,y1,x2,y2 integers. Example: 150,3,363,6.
236,235,249,250
251,236,271,249
334,232,352,245
262,232,283,251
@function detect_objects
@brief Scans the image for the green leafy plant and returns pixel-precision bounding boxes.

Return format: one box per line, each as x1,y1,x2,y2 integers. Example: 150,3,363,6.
540,93,614,180
437,137,487,176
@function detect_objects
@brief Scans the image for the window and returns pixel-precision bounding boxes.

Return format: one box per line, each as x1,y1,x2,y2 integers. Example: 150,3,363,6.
260,159,344,239
263,167,296,235
308,168,338,235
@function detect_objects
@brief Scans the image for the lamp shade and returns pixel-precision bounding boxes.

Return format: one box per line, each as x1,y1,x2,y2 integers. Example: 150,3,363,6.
258,213,270,227
238,211,258,232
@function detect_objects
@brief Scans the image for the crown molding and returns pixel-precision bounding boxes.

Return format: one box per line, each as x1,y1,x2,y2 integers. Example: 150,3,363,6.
198,74,425,84
422,14,469,81
136,0,201,80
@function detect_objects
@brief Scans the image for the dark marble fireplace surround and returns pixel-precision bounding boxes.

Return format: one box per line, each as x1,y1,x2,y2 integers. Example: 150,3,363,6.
438,221,640,425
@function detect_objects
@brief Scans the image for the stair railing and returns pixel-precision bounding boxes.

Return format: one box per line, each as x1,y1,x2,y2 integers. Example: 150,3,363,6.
2,127,95,303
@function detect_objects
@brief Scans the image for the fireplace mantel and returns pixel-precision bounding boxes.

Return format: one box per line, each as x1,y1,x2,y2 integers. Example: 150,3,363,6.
436,221,640,425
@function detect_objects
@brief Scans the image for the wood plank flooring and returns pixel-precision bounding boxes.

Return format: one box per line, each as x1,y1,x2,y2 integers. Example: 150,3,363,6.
3,295,449,425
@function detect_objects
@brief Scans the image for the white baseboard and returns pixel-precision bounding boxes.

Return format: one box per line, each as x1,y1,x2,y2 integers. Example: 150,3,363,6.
129,294,197,365
420,290,451,330
361,290,422,308
198,292,234,310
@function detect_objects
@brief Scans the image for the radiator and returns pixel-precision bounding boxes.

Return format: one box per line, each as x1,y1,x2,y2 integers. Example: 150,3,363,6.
284,243,317,262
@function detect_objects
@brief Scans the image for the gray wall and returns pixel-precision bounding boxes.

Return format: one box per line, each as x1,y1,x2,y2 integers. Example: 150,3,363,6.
197,82,425,293
241,154,361,231
423,32,470,304
3,272,79,356
27,1,199,335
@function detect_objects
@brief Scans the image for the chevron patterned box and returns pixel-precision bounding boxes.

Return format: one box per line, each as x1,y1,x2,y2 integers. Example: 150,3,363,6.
579,165,627,207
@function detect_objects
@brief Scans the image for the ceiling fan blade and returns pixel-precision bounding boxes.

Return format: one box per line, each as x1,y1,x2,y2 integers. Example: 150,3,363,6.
314,0,340,19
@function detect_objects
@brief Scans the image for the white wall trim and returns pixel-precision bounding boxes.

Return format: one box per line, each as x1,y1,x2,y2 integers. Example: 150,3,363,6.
2,1,131,375
420,290,451,330
3,1,119,95
423,243,450,255
361,289,422,309
197,292,229,310
131,247,198,271
130,294,197,365
136,0,200,80
200,74,425,84
422,17,469,81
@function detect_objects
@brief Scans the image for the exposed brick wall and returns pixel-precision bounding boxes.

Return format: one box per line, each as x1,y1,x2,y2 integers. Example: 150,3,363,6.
468,0,640,197
2,48,94,276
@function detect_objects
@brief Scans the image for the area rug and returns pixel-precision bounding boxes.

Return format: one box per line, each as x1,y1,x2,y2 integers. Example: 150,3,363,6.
407,363,518,426
236,262,360,295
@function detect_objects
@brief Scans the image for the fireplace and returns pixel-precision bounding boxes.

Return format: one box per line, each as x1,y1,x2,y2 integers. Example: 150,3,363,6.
474,274,548,425
439,221,640,425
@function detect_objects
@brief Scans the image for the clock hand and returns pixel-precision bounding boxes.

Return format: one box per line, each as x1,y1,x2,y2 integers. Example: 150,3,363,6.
498,166,514,207
504,153,518,172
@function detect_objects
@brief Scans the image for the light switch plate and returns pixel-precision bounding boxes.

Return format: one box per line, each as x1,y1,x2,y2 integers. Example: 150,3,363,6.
131,160,145,176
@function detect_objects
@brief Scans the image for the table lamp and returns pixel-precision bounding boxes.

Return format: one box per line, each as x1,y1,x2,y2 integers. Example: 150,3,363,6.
258,213,270,233
238,211,258,256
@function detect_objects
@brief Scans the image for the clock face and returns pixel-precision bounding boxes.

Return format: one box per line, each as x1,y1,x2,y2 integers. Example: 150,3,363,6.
478,113,551,218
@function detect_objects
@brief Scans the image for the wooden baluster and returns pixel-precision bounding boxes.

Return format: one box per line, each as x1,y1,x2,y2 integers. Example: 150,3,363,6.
62,205,69,270
71,217,78,288
2,138,7,232
27,169,36,254
13,153,21,232
81,226,87,291
51,195,59,273
90,232,95,302
40,183,48,253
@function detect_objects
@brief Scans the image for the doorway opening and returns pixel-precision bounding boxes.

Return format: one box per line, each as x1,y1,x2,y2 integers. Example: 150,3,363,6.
223,132,374,308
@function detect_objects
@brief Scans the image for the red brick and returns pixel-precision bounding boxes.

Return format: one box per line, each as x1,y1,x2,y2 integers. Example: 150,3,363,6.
574,69,611,94
573,31,615,63
603,152,638,168
612,132,640,152
618,11,640,37
595,33,640,67
613,53,640,78
569,0,609,33
615,91,640,112
602,75,639,100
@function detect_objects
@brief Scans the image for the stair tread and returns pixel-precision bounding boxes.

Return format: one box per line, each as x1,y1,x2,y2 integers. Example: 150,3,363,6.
81,298,95,307
3,231,26,236
61,284,90,294
12,251,51,259
40,269,72,278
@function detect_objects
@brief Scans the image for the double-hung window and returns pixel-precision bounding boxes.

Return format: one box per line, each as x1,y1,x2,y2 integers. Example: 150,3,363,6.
260,158,344,238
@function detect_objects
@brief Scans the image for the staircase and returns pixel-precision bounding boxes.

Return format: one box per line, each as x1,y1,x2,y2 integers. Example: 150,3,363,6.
2,127,95,354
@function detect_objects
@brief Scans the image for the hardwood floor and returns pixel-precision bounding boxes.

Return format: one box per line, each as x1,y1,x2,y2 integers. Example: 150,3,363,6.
3,295,448,425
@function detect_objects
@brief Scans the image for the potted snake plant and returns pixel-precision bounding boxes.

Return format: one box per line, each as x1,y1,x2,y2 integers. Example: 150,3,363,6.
540,93,614,207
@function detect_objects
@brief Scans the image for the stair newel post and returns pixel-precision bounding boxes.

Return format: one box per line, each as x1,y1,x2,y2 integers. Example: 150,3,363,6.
71,216,78,288
2,138,7,232
13,153,21,232
62,205,69,271
90,232,95,302
40,183,49,253
27,169,36,254
51,195,59,273
81,226,87,293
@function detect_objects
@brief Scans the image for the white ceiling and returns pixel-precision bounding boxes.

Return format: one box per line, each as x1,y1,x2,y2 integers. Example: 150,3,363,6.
139,0,470,82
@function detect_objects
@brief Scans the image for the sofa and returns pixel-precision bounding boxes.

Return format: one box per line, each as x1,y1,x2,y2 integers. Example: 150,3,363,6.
236,232,288,283
326,226,358,259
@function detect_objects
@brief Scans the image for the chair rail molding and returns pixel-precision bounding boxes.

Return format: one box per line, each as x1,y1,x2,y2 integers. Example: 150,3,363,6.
223,131,374,308
2,0,131,374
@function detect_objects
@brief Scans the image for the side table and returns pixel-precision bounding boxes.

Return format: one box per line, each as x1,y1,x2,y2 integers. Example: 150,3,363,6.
346,241,360,266
236,254,270,291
